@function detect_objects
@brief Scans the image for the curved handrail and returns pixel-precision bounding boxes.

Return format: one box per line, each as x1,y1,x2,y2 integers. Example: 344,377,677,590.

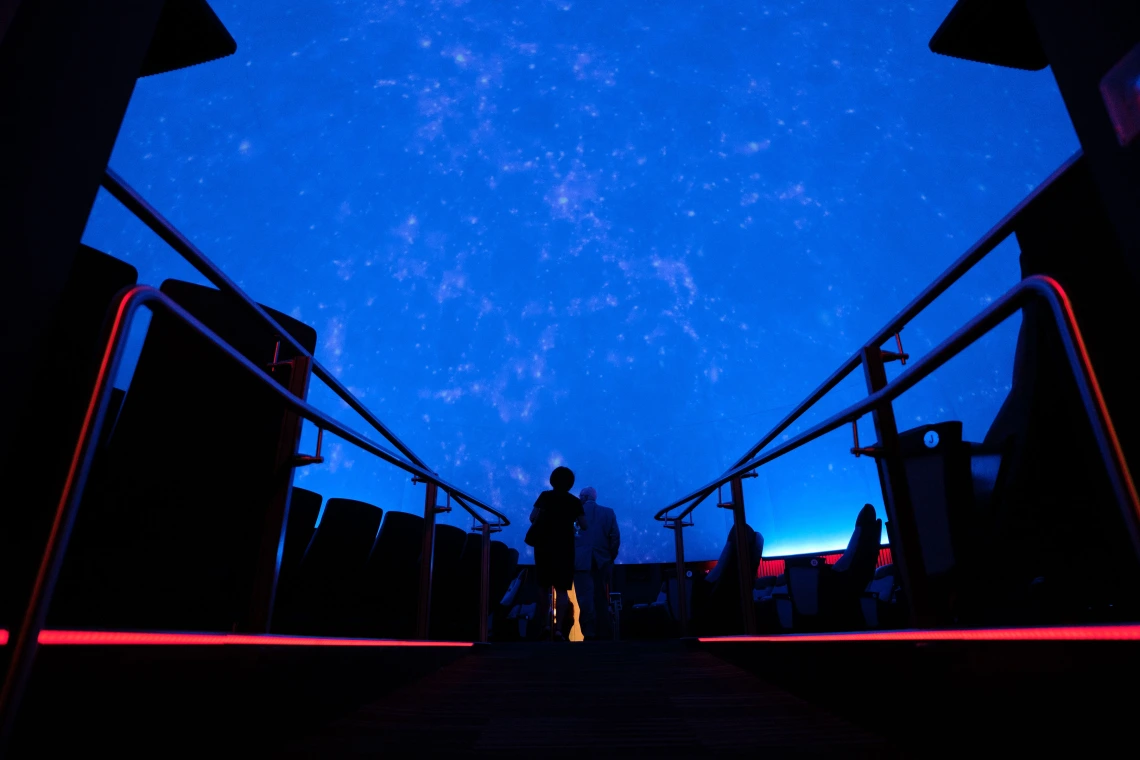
118,286,503,516
663,150,1085,522
99,168,505,527
0,282,511,740
655,276,1140,561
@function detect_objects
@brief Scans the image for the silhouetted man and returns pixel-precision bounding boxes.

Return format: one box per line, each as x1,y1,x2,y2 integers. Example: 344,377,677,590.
573,486,620,641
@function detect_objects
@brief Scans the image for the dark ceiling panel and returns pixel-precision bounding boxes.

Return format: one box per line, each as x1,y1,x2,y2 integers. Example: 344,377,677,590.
140,0,236,78
929,0,1048,71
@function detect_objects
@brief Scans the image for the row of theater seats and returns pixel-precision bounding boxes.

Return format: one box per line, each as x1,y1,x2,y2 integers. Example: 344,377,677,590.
634,394,1136,635
272,489,519,640
753,563,900,630
676,390,1136,635
627,505,889,637
6,245,514,640
625,521,766,638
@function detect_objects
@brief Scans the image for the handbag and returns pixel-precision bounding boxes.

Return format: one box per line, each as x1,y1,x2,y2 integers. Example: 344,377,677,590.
500,570,524,607
524,509,543,547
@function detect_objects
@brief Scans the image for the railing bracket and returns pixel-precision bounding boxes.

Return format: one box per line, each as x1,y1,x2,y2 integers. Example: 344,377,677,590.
292,427,325,466
266,340,296,372
850,420,883,458
880,332,909,365
715,472,757,507
433,490,453,515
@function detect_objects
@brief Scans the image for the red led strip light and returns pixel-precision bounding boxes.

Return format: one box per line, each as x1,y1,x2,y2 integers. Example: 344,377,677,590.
10,626,1140,646
35,630,472,647
700,624,1140,643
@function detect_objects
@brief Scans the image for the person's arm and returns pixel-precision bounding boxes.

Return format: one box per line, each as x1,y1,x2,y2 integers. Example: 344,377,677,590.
574,500,587,531
530,492,546,524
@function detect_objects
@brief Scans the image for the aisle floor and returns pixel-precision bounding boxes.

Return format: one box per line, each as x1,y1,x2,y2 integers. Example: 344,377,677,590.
278,641,897,758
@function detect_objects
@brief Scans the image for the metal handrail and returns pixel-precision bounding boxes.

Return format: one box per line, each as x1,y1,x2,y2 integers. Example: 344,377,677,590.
99,168,506,528
656,149,1084,523
0,283,508,740
655,277,1140,556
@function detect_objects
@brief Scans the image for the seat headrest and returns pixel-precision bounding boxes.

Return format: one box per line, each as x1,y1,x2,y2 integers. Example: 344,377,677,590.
833,505,880,573
318,498,383,538
833,527,862,573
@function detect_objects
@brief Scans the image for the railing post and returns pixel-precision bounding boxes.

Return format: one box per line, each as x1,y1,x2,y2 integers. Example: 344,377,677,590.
478,521,491,643
860,345,934,627
416,480,439,639
729,476,758,635
248,353,312,632
669,517,690,637
0,288,135,748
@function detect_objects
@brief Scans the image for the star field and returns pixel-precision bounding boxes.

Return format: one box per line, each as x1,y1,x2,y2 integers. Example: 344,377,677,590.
83,1,1080,561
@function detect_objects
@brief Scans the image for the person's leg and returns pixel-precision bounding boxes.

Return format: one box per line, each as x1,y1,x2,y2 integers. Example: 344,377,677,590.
576,570,596,639
540,585,554,638
556,587,574,639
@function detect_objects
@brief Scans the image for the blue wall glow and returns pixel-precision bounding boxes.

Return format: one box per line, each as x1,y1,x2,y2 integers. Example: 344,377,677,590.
82,1,1079,562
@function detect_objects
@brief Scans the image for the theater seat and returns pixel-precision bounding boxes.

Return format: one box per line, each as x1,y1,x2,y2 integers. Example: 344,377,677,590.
488,543,519,641
861,564,897,629
281,498,383,635
690,524,763,636
968,158,1140,624
282,489,322,575
454,532,484,640
427,524,468,640
271,487,322,623
783,505,882,632
627,582,669,639
361,510,424,638
753,575,779,601
50,278,317,632
451,534,518,640
491,541,518,603
2,245,137,629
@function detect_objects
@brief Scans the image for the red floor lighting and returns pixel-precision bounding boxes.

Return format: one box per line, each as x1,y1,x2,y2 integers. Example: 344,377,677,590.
35,630,474,647
699,624,1140,643
0,629,8,646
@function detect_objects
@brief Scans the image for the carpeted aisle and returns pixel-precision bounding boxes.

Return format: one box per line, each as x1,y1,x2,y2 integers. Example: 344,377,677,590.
278,641,896,758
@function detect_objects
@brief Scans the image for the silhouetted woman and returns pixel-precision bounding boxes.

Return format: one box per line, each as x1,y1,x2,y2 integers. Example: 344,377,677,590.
529,466,586,640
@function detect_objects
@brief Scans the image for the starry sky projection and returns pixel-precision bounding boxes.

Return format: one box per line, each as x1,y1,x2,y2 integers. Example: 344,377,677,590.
84,1,1080,563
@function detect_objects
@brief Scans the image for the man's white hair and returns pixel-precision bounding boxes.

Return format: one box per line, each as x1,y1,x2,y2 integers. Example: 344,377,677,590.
579,486,597,502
